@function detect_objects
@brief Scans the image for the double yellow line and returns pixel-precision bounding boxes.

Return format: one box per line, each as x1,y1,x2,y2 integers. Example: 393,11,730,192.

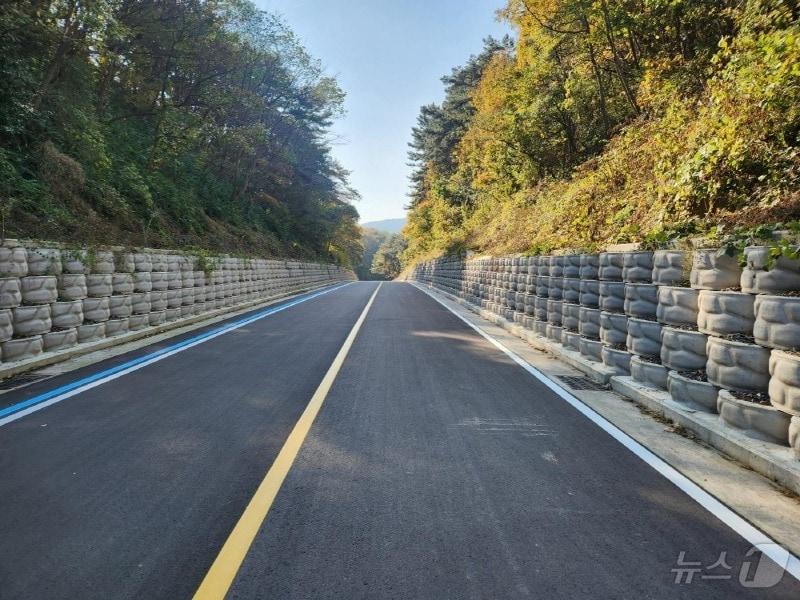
193,283,382,599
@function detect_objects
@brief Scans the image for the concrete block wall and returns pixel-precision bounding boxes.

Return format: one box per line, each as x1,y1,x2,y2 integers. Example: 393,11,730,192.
0,239,354,365
410,248,800,459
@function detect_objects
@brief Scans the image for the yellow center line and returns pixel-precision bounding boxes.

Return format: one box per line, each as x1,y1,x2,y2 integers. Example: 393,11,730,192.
193,282,383,600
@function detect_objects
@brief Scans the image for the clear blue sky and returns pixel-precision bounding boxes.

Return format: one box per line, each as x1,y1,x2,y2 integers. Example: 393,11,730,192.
257,0,511,223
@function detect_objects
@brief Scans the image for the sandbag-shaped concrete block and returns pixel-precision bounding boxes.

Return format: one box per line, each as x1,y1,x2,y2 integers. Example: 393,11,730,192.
741,246,800,294
0,245,28,278
166,271,181,290
151,254,168,273
43,327,78,352
563,255,581,279
549,256,565,278
667,371,719,412
86,274,113,298
690,249,741,290
114,252,136,273
578,307,601,339
706,337,770,393
536,256,550,278
599,281,625,313
51,300,83,329
717,390,790,445
61,250,90,274
133,253,153,273
561,303,580,332
128,313,150,331
180,305,196,318
535,276,550,298
77,322,105,343
58,274,87,300
600,311,628,346
656,286,699,327
547,299,563,325
0,309,12,342
133,272,152,292
148,310,167,326
181,287,195,306
630,355,668,389
548,278,563,301
697,291,754,337
166,254,182,272
0,277,22,308
562,278,580,303
768,350,800,416
12,305,51,336
112,273,134,295
579,254,599,280
1,335,43,362
104,318,129,337
626,318,662,358
150,271,169,291
20,275,57,305
599,253,623,281
579,337,603,362
790,417,800,458
624,283,658,319
522,294,535,316
533,296,548,320
108,295,132,319
181,271,195,289
579,279,599,307
90,251,115,274
165,307,182,322
166,290,182,309
622,251,654,283
661,327,708,371
652,250,688,286
546,323,563,342
131,292,151,315
82,297,111,322
754,295,800,350
562,330,581,351
27,248,62,276
150,291,167,311
602,345,631,374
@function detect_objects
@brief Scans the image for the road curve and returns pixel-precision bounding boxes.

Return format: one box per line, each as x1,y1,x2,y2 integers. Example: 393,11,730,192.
0,281,798,599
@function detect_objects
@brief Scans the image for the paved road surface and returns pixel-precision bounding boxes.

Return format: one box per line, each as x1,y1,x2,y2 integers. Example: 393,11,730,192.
0,282,798,599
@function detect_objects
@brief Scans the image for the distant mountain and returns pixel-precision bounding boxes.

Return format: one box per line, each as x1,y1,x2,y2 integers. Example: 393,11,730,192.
361,218,406,234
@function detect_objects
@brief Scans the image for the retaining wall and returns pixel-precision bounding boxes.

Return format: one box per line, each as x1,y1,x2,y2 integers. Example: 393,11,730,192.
0,239,354,368
409,250,800,464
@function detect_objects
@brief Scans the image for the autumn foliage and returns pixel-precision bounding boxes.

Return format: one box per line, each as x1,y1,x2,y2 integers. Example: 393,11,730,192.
404,0,800,262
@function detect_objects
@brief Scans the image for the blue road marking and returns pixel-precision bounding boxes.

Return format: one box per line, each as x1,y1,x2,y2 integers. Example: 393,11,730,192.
0,282,353,421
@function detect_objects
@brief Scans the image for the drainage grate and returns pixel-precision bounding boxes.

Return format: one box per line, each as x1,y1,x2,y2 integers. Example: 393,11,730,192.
557,375,608,391
0,372,52,392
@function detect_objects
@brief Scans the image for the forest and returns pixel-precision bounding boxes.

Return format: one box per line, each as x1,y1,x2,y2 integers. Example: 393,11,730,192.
0,0,362,266
404,0,800,263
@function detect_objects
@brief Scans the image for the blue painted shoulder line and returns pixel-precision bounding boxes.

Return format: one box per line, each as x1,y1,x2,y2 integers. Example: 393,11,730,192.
0,282,352,421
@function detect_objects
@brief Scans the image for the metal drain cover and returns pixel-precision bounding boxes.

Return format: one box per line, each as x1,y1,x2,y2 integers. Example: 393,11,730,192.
557,375,607,391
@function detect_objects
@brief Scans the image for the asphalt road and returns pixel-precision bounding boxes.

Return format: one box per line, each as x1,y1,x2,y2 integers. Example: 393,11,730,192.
0,281,798,599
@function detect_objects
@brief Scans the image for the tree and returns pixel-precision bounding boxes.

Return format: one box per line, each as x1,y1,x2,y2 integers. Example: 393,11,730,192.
0,0,361,265
371,234,407,280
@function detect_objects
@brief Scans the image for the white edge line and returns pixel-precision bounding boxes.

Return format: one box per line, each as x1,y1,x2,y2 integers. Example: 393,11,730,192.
0,282,355,427
410,281,800,582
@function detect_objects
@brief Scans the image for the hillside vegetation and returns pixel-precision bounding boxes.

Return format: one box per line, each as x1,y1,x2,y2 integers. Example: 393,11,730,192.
404,0,800,262
357,228,407,280
0,1,361,265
